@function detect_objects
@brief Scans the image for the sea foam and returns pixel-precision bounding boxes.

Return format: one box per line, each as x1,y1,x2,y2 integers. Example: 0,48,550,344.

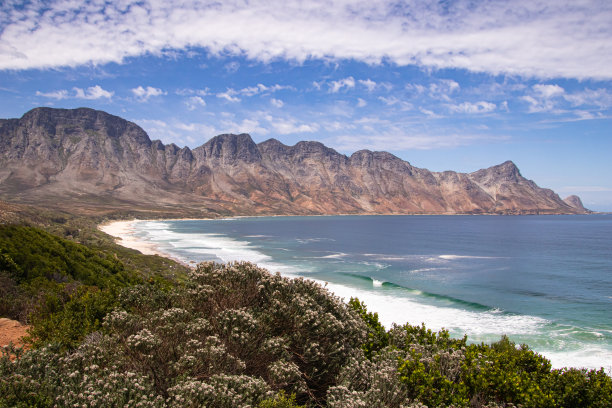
129,219,612,371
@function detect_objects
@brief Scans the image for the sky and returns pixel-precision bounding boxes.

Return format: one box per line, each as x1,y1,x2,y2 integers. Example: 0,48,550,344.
1,0,611,211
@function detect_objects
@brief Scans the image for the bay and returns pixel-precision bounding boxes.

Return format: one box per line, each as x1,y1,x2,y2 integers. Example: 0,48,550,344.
130,215,612,370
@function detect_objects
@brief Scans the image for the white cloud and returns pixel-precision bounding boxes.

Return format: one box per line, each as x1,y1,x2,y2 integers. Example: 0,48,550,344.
323,121,356,132
329,77,355,93
238,83,292,96
134,118,223,145
406,83,426,94
240,86,264,97
175,123,196,131
563,88,612,108
176,88,209,96
1,1,611,80
270,98,284,107
216,83,291,102
271,118,319,134
357,98,367,107
185,96,206,110
449,101,496,114
136,119,168,129
36,89,69,100
523,84,612,116
533,84,565,99
429,79,460,101
358,79,377,92
74,85,114,100
224,61,240,73
216,89,241,102
132,86,165,101
221,118,269,135
331,131,508,151
36,85,113,100
378,96,412,110
522,83,570,113
378,96,400,106
419,107,443,118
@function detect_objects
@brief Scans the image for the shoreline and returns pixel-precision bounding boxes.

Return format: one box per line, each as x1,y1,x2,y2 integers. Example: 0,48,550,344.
99,220,195,268
97,215,612,371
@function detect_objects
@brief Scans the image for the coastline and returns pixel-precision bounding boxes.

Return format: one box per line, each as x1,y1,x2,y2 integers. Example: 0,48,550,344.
99,220,194,267
97,215,612,371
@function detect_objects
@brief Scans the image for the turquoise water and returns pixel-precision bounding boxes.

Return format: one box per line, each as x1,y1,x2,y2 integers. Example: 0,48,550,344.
130,215,612,370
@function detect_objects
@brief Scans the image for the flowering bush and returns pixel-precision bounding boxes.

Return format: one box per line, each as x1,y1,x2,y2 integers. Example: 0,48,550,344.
332,300,612,408
2,261,611,408
1,261,366,407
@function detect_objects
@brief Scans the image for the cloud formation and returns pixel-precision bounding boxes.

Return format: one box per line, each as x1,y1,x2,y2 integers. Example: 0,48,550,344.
36,85,113,100
2,1,610,79
522,84,612,115
331,131,507,151
36,90,69,100
329,77,356,93
132,86,165,101
75,85,114,100
185,96,206,110
449,101,496,114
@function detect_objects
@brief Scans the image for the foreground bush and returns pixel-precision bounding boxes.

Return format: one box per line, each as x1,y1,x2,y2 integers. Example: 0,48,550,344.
1,261,611,407
332,301,612,408
1,262,366,407
0,225,142,348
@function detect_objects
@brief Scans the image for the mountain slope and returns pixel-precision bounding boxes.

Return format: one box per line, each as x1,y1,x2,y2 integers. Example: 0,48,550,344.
0,107,585,216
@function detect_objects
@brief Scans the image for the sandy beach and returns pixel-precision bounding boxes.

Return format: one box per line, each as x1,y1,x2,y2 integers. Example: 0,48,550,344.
99,220,164,255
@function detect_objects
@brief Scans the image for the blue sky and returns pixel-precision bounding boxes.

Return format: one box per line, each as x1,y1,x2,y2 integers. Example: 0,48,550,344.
1,0,611,210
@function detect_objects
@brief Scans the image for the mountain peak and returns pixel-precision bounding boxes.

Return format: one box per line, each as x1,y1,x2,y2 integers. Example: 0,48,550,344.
202,133,261,163
470,160,522,184
20,106,152,146
563,195,589,212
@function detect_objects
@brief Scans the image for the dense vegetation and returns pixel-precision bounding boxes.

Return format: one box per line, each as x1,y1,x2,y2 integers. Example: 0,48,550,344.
0,219,187,349
1,204,610,407
1,261,611,407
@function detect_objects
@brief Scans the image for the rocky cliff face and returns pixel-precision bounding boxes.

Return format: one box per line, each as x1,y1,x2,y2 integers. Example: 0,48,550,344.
563,195,590,213
0,107,587,216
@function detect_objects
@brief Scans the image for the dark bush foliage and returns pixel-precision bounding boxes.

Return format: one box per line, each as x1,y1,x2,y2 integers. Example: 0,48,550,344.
1,262,366,407
0,225,129,287
1,260,611,407
0,225,142,348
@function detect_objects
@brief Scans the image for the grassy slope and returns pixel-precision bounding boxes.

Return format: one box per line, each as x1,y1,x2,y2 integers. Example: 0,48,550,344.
0,200,190,348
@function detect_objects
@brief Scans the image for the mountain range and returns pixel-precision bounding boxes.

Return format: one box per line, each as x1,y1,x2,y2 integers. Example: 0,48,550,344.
0,107,588,216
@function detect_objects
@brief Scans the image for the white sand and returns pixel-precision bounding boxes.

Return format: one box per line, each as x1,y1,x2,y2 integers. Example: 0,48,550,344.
99,220,165,257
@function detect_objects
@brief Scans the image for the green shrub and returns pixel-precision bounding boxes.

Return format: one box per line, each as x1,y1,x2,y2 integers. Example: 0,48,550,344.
348,297,388,359
2,260,612,408
1,262,366,407
0,225,144,348
27,285,120,349
0,225,130,287
259,391,306,408
547,367,612,408
461,336,553,407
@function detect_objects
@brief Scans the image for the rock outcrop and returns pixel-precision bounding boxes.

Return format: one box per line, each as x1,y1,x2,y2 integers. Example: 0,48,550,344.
563,195,590,213
0,107,587,216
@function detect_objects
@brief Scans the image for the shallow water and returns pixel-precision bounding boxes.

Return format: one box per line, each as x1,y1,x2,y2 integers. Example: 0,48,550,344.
131,215,612,370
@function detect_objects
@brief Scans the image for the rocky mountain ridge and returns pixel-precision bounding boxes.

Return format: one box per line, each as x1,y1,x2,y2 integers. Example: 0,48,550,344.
0,107,587,216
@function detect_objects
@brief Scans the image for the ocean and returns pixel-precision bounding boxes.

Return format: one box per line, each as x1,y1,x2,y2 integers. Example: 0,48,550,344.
128,215,612,370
